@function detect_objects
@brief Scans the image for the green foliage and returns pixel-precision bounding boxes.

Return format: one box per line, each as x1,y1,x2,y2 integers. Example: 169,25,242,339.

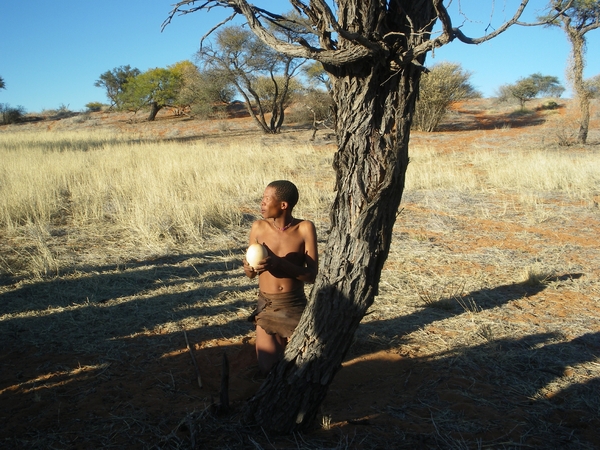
412,62,481,132
118,67,183,120
542,0,600,26
497,73,564,109
94,65,141,109
0,103,26,124
85,102,105,112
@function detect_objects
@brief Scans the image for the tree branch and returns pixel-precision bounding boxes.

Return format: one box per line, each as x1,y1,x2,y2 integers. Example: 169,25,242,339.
451,0,530,45
200,12,238,48
163,0,378,66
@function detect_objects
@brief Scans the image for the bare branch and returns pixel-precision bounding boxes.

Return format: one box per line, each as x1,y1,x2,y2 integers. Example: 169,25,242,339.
452,0,530,45
200,12,238,49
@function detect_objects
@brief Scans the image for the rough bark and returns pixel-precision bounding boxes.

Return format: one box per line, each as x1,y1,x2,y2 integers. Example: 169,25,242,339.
567,28,590,144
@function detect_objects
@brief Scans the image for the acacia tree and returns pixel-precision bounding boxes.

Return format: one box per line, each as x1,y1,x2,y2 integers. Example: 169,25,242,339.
541,0,600,144
497,73,564,109
169,60,235,118
119,67,183,121
165,0,555,434
94,65,141,109
197,25,305,133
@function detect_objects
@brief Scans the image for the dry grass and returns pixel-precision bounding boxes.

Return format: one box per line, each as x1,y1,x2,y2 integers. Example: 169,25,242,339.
1,99,600,449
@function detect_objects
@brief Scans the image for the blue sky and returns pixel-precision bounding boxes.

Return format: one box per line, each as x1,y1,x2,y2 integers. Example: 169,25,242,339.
1,1,599,113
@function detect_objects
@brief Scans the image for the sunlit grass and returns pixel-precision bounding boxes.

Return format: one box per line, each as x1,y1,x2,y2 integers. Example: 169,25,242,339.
1,127,599,278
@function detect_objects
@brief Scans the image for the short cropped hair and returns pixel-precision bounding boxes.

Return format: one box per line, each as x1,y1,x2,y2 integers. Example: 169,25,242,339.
268,180,299,209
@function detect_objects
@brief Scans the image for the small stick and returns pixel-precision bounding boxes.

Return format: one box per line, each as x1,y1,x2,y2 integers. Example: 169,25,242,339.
220,352,230,413
183,329,202,388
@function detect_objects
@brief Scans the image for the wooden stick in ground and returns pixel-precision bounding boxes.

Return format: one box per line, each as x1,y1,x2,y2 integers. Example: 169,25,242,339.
183,329,202,388
220,352,229,413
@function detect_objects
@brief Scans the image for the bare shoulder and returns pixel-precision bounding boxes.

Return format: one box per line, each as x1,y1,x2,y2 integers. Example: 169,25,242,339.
297,219,316,235
251,219,271,231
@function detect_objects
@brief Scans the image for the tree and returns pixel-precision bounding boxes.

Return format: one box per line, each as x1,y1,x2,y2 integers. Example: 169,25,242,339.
194,69,237,118
1,103,25,125
303,61,333,92
94,65,141,109
497,73,564,109
118,67,183,121
413,62,480,132
196,24,306,133
168,60,235,118
540,0,600,144
164,0,548,434
0,76,5,90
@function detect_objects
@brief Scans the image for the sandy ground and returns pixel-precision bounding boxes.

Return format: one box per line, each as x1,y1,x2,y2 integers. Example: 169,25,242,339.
1,99,599,449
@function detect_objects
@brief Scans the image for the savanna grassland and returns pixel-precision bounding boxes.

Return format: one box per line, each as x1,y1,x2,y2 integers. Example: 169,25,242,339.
1,99,599,449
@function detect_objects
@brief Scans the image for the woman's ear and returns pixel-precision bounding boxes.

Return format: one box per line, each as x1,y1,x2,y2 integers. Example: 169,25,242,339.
280,201,289,211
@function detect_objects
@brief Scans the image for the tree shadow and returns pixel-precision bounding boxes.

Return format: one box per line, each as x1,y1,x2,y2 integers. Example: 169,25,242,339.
1,272,598,448
0,246,260,357
0,247,249,314
436,108,551,132
324,331,600,448
351,273,583,355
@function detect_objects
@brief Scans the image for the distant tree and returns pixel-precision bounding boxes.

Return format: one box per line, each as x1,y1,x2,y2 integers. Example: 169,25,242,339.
168,60,234,118
298,62,334,135
94,65,141,109
540,1,600,144
302,61,332,92
1,103,25,124
253,75,303,113
412,62,481,132
197,24,306,133
497,73,564,109
0,76,5,90
118,67,183,121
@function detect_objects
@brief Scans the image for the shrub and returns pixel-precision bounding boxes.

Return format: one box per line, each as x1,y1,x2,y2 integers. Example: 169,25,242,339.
412,62,480,132
287,89,334,126
0,103,26,124
85,102,105,112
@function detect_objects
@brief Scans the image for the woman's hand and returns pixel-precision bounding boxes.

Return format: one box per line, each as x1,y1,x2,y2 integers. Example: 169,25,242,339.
243,259,257,278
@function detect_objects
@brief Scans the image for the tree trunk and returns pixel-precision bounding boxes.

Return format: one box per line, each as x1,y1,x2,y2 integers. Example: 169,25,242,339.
567,28,589,144
243,56,424,435
147,101,161,121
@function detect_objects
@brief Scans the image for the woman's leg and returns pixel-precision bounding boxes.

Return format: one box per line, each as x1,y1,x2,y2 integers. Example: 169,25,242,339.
255,325,286,374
